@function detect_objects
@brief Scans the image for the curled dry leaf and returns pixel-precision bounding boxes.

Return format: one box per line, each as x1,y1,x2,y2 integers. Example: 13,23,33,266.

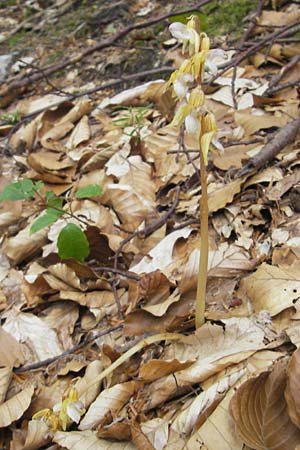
79,380,143,430
285,347,300,429
230,361,300,450
54,430,136,450
3,310,62,362
0,385,34,428
3,224,48,264
239,262,300,316
0,327,25,367
0,367,12,404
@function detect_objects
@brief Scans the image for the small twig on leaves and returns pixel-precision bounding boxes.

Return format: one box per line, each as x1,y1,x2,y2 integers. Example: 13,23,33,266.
237,0,266,49
110,278,125,320
264,54,300,95
14,324,122,373
0,0,212,99
231,65,238,110
264,79,300,96
236,119,300,178
113,186,180,269
93,266,141,281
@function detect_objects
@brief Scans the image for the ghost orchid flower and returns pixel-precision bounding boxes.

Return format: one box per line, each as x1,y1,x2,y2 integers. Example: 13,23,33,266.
169,22,200,54
173,73,194,99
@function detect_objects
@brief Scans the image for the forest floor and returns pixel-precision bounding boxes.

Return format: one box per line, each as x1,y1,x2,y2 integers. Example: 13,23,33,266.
1,1,300,449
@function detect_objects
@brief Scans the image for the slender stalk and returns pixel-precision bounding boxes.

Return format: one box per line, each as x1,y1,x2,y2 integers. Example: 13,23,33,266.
195,146,209,328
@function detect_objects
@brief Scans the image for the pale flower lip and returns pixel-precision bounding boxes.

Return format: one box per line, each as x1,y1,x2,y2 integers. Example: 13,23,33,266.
204,49,228,76
185,110,200,134
173,73,194,100
169,22,195,42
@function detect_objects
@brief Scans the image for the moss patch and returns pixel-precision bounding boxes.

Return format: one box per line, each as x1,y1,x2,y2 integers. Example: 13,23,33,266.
202,0,258,38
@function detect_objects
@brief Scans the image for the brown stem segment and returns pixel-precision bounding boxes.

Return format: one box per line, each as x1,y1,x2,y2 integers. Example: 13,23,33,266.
195,146,208,328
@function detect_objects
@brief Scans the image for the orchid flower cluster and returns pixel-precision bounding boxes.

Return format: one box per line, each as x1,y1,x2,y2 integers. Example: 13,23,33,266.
32,386,85,431
165,16,223,164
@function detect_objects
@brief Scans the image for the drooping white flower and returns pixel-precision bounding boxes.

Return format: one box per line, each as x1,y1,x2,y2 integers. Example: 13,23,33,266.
169,22,195,42
185,110,200,135
173,73,194,99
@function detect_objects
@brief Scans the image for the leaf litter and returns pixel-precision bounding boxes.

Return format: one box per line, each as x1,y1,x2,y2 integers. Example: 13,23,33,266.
0,0,300,449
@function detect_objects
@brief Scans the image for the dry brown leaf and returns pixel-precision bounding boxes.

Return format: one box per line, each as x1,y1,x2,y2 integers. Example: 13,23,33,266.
139,359,193,382
234,110,289,135
285,347,300,429
22,420,50,450
27,151,74,173
140,418,168,450
131,421,155,450
66,115,90,149
208,179,244,213
79,380,143,430
0,367,12,404
230,361,300,450
3,224,47,264
0,384,34,428
3,309,62,362
0,327,25,367
75,360,104,409
143,318,266,410
40,302,78,350
54,430,136,449
239,262,300,316
212,145,249,170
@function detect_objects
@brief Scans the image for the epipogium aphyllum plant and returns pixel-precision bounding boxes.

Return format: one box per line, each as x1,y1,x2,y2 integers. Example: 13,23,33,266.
165,16,224,328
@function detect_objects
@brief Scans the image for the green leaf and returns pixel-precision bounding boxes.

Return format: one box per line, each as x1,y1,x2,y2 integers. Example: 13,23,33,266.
30,207,64,235
57,224,89,262
0,179,38,202
75,184,102,199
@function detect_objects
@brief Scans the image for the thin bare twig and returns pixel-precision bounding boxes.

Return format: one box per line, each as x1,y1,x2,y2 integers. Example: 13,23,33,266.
93,266,141,281
264,54,300,95
264,79,300,96
15,324,122,373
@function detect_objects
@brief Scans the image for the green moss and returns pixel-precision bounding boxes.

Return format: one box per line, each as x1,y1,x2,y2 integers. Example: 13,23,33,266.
202,0,258,38
7,29,27,49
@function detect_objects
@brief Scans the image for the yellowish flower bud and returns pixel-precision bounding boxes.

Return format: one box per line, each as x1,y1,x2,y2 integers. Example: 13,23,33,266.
200,34,210,52
187,15,200,33
201,112,217,133
189,87,205,108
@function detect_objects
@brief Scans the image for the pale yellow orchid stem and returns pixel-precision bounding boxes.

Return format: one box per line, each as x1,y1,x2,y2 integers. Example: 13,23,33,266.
195,146,208,328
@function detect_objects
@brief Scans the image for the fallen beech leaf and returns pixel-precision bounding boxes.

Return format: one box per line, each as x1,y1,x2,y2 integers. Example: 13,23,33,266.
208,179,244,213
0,385,34,428
285,347,300,429
54,430,136,449
66,115,90,149
131,421,156,450
3,309,62,362
0,327,25,367
141,418,169,450
239,262,300,316
230,361,300,450
22,420,50,450
3,224,47,264
79,380,143,430
0,366,12,404
143,318,266,410
235,110,288,135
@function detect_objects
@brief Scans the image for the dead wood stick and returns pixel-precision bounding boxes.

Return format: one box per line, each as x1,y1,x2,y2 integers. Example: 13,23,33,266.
0,0,212,98
236,119,300,177
264,54,300,95
15,324,122,373
264,79,300,96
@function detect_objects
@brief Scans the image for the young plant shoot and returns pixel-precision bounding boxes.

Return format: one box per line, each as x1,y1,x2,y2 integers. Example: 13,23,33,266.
166,16,223,328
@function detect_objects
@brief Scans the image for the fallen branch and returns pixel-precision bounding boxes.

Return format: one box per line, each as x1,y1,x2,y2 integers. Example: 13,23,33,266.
0,0,212,99
236,119,300,177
